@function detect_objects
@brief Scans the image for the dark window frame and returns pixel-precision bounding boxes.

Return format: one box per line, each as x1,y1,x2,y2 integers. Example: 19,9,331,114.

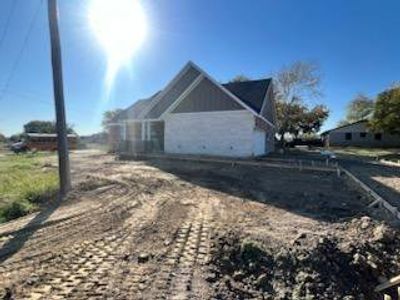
374,133,382,141
360,132,367,138
345,132,352,140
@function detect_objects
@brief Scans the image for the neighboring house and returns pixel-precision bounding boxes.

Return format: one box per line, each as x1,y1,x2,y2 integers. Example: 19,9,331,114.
25,133,78,151
108,61,276,157
321,120,400,148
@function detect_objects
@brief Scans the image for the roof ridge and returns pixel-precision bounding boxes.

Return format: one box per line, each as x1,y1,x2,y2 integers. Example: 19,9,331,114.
222,78,272,85
321,119,369,134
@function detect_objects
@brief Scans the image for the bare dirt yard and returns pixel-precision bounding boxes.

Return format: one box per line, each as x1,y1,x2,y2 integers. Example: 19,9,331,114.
0,152,400,299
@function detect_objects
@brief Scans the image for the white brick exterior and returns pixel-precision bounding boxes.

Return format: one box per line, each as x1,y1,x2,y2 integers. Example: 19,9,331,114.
164,110,265,157
253,129,266,156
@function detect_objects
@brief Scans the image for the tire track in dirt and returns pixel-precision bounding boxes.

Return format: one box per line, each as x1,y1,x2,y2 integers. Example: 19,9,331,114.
18,196,159,299
0,187,136,272
1,162,227,299
3,168,181,297
147,200,213,300
0,174,176,296
0,186,125,249
0,185,118,239
0,172,166,269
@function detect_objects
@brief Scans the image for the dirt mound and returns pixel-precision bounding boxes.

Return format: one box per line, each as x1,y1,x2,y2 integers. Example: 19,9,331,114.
209,218,400,299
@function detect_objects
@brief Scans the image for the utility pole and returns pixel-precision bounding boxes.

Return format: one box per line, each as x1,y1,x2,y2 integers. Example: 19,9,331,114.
47,0,71,196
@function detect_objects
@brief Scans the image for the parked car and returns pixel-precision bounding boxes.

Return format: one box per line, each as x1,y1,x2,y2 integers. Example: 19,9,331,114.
287,138,324,148
10,141,29,153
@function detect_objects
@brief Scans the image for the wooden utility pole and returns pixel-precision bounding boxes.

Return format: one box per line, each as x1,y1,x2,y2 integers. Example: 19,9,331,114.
47,0,71,196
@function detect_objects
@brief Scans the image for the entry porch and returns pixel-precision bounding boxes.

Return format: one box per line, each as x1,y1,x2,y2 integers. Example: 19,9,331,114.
119,120,164,153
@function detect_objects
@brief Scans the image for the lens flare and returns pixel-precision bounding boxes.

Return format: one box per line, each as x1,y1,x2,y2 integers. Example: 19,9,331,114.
89,0,147,88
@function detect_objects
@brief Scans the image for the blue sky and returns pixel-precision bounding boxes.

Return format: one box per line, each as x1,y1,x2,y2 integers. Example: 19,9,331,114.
0,0,399,136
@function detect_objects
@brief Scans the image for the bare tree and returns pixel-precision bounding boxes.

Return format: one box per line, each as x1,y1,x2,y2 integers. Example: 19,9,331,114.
273,61,324,145
274,61,322,104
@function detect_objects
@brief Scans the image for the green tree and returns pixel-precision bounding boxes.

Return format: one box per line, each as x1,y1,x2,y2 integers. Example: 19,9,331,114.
23,120,75,134
336,119,350,127
0,133,6,143
229,75,251,83
299,104,329,135
102,109,123,131
276,102,329,138
273,61,327,143
370,86,400,134
9,133,24,142
343,94,374,123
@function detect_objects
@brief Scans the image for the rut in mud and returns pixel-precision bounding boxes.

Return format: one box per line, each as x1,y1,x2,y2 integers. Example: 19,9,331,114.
0,153,399,299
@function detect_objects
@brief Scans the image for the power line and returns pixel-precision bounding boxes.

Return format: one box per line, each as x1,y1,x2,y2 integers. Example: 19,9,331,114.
0,0,43,102
0,0,18,52
0,88,95,115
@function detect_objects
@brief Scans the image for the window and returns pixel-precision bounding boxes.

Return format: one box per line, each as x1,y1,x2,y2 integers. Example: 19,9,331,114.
360,132,367,138
120,124,126,140
345,133,352,140
374,133,382,141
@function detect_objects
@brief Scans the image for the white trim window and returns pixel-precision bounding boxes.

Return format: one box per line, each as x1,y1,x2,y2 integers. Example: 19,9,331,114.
121,123,127,141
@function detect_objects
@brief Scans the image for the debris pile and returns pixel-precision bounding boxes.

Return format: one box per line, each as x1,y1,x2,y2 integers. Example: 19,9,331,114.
209,217,400,299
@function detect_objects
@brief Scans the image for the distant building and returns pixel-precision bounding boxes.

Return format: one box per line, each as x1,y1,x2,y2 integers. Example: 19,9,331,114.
25,133,78,151
321,120,400,148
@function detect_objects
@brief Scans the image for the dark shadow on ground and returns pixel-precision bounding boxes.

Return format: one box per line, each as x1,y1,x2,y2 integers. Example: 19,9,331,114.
138,157,388,224
0,200,60,264
379,153,400,162
266,148,400,212
339,158,400,207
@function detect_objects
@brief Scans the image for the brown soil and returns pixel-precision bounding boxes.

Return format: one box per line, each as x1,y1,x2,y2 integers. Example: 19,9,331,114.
0,152,399,299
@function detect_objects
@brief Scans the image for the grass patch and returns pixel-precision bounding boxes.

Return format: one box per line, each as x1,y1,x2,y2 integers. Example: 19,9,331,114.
0,153,58,223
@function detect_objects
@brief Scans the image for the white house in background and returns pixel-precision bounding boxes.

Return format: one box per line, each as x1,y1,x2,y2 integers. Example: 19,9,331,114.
108,61,277,157
321,120,400,148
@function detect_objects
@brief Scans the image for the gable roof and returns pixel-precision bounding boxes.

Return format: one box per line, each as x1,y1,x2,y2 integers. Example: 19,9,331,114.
144,65,201,119
222,79,272,114
113,61,275,127
112,91,160,122
321,120,368,135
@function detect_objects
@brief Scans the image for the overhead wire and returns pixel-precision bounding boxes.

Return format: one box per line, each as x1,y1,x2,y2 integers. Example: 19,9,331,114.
0,0,105,132
0,0,18,52
0,88,96,116
0,0,44,102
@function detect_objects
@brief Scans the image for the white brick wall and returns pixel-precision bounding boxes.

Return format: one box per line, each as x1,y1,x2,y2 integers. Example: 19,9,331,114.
164,110,257,157
252,129,266,156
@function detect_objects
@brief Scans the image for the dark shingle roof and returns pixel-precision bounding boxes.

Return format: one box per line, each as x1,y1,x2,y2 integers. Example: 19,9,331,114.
113,91,161,122
114,78,272,123
222,79,272,113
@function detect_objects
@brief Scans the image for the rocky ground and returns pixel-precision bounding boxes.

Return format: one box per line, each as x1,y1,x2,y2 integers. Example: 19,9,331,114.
0,152,399,299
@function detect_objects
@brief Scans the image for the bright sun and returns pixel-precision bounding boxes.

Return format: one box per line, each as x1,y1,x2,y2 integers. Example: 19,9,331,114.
89,0,147,84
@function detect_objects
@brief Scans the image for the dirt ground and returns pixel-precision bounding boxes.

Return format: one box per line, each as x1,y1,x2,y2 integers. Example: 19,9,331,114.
0,152,399,299
339,158,400,209
268,148,400,209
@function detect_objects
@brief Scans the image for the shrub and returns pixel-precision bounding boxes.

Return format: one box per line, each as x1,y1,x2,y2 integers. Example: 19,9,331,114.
0,199,35,222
